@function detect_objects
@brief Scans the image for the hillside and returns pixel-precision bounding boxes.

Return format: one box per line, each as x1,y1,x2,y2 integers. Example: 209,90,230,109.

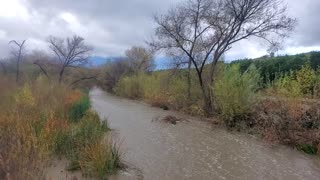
231,51,320,83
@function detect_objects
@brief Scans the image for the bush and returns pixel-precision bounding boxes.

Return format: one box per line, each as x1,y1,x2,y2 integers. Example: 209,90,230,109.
214,64,260,127
268,63,319,98
270,72,302,98
296,64,317,96
114,74,144,99
252,98,320,154
78,139,122,178
62,111,117,175
0,113,47,180
296,144,318,155
114,71,204,115
68,92,91,122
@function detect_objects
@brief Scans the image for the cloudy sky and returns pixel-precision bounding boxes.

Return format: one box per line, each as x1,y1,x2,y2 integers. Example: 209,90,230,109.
0,0,320,61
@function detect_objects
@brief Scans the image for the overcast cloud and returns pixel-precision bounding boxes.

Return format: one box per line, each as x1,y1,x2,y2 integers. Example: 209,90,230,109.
0,0,319,61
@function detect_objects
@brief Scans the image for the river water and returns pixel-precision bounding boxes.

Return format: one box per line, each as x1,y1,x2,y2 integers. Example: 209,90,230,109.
90,88,320,180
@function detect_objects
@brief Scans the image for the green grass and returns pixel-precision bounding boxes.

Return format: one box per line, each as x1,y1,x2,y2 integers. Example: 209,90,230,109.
68,93,91,122
296,144,318,155
52,110,121,178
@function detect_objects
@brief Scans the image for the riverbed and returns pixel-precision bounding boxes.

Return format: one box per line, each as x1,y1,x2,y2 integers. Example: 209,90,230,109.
90,87,320,180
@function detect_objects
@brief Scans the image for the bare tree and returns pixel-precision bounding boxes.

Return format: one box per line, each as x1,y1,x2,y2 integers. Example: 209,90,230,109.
153,0,296,115
0,60,7,75
28,50,53,80
33,60,50,80
125,46,155,72
102,58,131,91
9,40,26,83
47,35,92,83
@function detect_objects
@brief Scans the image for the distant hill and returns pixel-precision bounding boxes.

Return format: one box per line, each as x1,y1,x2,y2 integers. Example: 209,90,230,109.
231,51,320,83
89,56,172,70
89,51,320,74
88,56,110,67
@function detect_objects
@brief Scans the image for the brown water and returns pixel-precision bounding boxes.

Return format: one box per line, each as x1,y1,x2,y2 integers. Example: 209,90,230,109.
90,88,320,180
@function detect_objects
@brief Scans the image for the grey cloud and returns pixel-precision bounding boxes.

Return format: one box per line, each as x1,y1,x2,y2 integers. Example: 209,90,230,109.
0,0,319,60
286,0,320,47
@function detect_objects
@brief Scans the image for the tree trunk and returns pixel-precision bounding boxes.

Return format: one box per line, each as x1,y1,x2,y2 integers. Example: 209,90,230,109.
58,67,65,84
187,59,191,101
195,69,214,116
16,53,21,83
209,55,219,84
34,62,50,80
201,84,214,116
0,62,6,75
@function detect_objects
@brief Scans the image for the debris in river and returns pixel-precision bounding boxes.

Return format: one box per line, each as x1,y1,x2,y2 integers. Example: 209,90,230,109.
152,115,183,125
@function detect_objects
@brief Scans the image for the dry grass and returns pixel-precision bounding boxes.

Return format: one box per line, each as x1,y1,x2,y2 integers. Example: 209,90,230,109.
0,113,47,179
78,137,122,179
252,98,320,154
0,76,122,179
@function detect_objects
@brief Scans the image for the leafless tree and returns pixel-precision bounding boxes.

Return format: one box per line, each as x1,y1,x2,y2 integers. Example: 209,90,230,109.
0,61,7,75
125,46,155,72
47,35,92,83
152,0,296,115
33,60,50,80
102,58,131,91
9,40,26,83
28,50,53,80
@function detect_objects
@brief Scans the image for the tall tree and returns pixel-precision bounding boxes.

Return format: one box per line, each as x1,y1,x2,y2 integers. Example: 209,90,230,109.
9,40,26,83
47,35,92,83
125,46,155,72
153,0,296,115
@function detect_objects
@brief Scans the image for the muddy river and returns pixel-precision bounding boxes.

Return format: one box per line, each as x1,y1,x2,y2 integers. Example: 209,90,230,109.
90,88,320,180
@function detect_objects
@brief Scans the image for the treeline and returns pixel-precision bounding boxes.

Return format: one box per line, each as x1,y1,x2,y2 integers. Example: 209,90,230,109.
0,37,99,89
231,51,320,84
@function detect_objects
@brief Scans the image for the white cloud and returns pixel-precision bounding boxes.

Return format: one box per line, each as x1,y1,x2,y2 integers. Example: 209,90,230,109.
280,46,320,55
0,0,30,20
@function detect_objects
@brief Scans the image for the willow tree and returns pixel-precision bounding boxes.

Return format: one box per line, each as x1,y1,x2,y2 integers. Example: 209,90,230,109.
153,0,296,115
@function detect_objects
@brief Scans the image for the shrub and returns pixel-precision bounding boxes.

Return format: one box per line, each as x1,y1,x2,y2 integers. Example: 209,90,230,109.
63,111,112,171
78,139,122,178
114,74,144,99
142,73,170,108
268,64,319,98
0,77,122,179
296,144,318,155
270,72,302,98
68,92,91,122
214,64,260,127
114,71,205,116
252,98,320,154
0,113,47,180
296,63,316,95
14,84,35,107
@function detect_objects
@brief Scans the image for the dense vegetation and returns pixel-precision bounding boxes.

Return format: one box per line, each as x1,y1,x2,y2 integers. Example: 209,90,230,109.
0,36,122,179
101,52,320,155
0,76,122,179
231,51,320,84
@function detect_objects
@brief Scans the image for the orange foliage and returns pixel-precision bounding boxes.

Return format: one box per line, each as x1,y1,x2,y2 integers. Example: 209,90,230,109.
253,98,320,150
64,90,83,106
44,113,70,137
